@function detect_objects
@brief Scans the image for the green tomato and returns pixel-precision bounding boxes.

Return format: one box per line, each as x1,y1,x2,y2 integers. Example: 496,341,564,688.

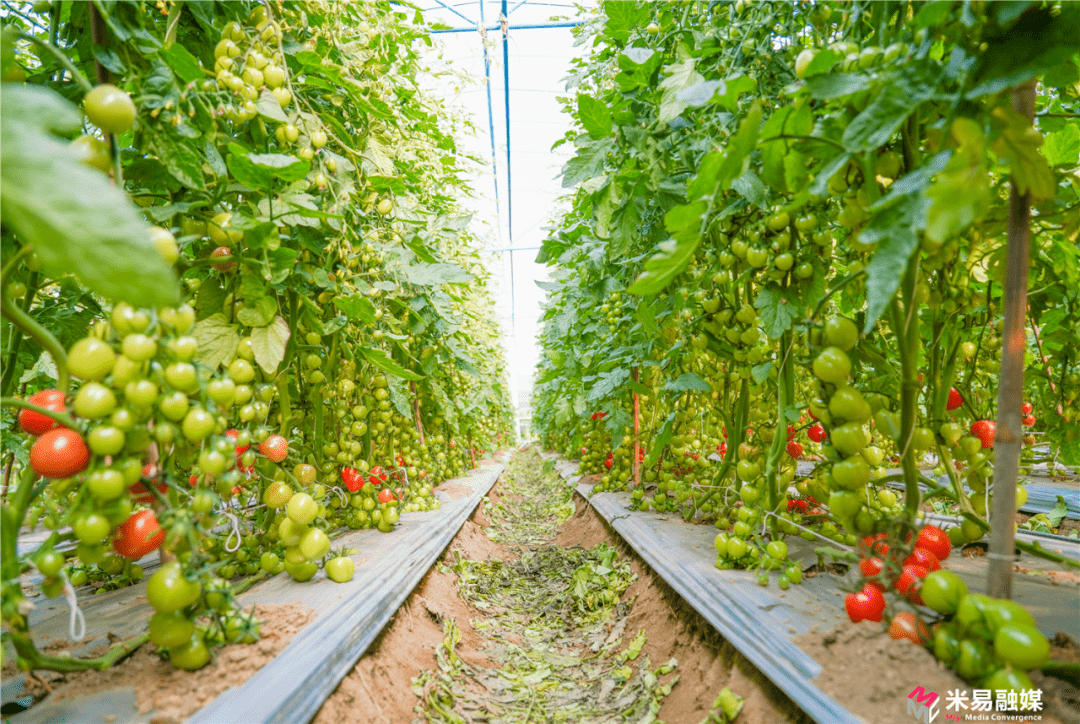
831,456,870,490
766,540,788,560
813,347,851,384
87,425,126,456
286,493,318,525
146,561,202,613
74,382,117,419
824,316,858,351
993,625,1049,670
73,513,111,544
325,556,355,583
920,570,968,614
149,610,195,649
168,632,211,671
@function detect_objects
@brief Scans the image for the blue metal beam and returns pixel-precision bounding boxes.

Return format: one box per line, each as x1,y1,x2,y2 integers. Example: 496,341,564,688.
479,0,502,246
430,20,583,33
427,0,475,26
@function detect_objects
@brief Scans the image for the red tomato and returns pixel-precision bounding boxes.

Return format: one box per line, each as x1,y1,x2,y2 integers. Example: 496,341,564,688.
604,459,613,469
112,510,165,559
888,611,930,644
259,434,288,463
894,564,929,605
807,424,825,443
1021,402,1033,415
845,583,886,623
377,489,396,503
786,441,803,458
859,556,884,578
341,467,362,492
30,428,90,479
1021,415,1036,427
914,525,951,562
947,387,963,411
904,547,941,572
970,420,996,449
132,464,170,504
18,389,67,435
858,533,889,557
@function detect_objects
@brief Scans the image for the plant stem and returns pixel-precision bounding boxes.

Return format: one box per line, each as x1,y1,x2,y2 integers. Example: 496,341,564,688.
15,32,94,94
0,293,69,393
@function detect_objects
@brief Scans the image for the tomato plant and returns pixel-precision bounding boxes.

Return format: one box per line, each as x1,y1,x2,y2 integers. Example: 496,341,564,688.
0,0,513,675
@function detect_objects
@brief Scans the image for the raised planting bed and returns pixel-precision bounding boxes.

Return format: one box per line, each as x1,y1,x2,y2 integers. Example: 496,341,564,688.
5,456,507,724
548,454,1080,724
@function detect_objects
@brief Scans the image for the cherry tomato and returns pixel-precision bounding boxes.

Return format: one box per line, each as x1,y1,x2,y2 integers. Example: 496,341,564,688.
149,610,195,649
260,434,288,462
18,389,66,435
146,561,202,613
299,527,330,560
30,428,90,478
812,347,851,384
168,632,210,670
286,492,317,525
845,583,886,623
904,547,941,572
894,564,928,605
993,625,1049,669
325,556,355,583
68,336,116,382
83,83,137,134
888,612,930,644
915,525,951,561
73,512,111,544
920,570,968,614
112,509,165,559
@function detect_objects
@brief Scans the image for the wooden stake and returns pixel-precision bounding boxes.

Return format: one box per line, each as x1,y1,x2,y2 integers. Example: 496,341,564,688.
633,367,641,489
988,79,1035,600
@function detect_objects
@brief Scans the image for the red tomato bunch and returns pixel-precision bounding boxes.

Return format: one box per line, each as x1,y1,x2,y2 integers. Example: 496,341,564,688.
847,525,952,619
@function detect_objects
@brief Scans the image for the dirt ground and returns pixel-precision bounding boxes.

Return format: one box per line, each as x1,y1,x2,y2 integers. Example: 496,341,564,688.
314,464,809,724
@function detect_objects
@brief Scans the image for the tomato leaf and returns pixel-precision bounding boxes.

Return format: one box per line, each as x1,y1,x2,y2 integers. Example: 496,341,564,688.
646,413,677,468
578,94,612,139
0,85,180,308
159,43,203,84
249,316,291,375
658,58,704,125
861,192,929,332
842,75,936,152
663,373,711,393
256,90,291,124
754,285,802,339
361,348,423,381
332,295,377,324
1042,123,1080,167
626,202,708,296
405,262,473,286
924,119,991,243
562,135,613,189
990,105,1056,201
386,375,414,420
192,313,240,370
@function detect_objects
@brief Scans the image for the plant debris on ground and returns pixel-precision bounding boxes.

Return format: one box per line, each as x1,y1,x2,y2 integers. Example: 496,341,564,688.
412,449,744,724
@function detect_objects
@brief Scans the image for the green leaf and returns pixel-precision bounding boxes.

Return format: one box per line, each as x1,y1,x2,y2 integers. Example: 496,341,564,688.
159,42,203,84
248,152,311,182
751,362,773,384
658,58,704,125
1046,496,1069,528
587,368,630,402
405,262,474,286
578,94,612,139
646,412,676,468
754,285,801,339
805,73,872,101
626,201,708,296
256,90,290,123
604,1,650,40
924,119,991,243
714,687,745,722
361,348,423,381
663,373,711,393
237,296,278,327
362,137,395,176
193,313,240,369
914,0,954,28
333,294,377,323
386,375,413,420
800,49,842,78
562,136,613,188
860,193,928,332
249,316,290,375
0,85,180,308
991,106,1056,200
969,5,1080,98
842,76,935,152
1042,123,1080,167
150,132,206,190
731,170,768,209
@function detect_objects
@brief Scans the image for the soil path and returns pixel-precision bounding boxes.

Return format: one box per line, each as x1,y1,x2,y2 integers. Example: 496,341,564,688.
315,448,809,724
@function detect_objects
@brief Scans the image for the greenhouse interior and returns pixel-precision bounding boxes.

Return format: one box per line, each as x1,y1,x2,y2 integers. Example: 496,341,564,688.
0,1,1078,723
